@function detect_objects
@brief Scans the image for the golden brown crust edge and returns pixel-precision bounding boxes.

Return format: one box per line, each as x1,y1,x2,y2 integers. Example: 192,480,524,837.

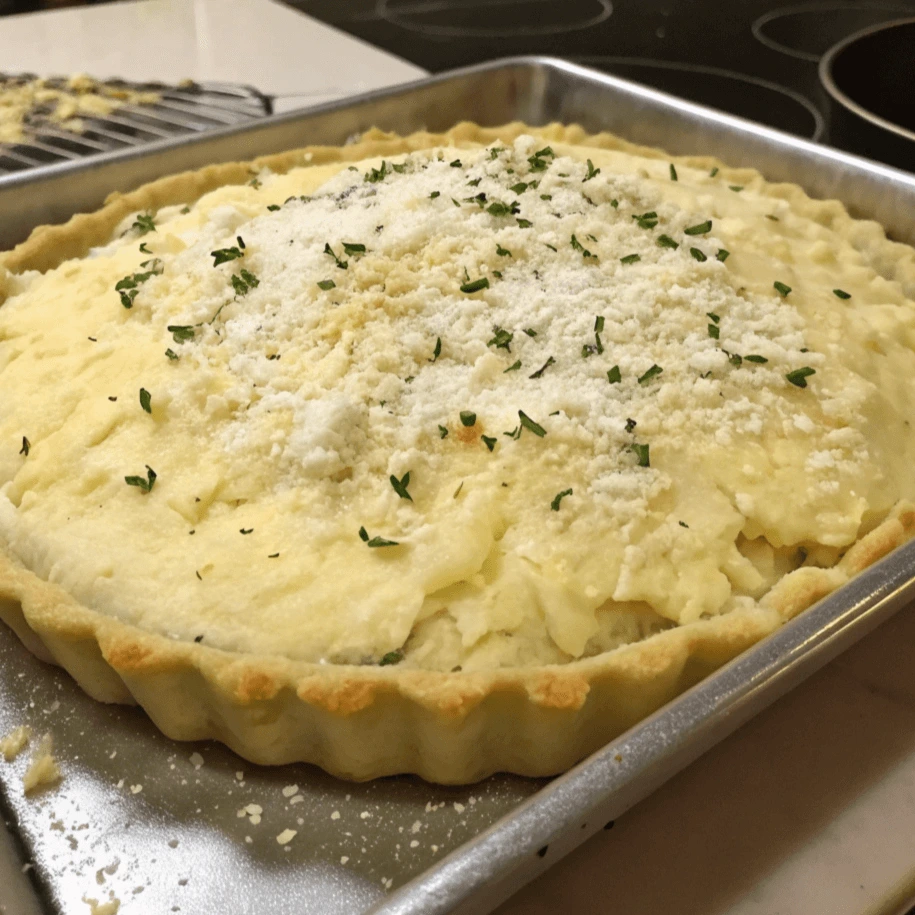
2,122,915,782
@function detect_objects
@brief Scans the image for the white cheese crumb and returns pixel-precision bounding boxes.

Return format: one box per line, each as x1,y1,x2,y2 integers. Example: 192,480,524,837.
330,811,340,820
281,784,299,798
0,725,31,761
276,829,297,845
22,735,61,794
189,752,204,769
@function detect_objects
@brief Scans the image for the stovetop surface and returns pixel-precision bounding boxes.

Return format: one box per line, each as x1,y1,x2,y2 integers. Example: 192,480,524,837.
288,0,915,144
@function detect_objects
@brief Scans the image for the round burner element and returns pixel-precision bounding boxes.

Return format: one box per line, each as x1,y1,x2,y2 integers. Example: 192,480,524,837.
753,1,912,62
821,17,915,169
573,57,824,140
377,0,612,38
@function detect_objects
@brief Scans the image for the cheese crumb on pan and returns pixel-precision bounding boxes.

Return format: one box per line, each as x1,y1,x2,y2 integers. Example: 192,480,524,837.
22,734,61,794
0,725,31,761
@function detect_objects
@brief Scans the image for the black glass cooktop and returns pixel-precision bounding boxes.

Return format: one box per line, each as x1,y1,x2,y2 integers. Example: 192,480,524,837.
286,0,915,144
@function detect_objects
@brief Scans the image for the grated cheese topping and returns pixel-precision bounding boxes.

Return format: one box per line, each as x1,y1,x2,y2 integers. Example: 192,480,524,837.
1,135,913,671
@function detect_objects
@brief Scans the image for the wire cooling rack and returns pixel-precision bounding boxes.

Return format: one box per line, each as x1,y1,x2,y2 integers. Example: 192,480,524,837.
0,75,271,175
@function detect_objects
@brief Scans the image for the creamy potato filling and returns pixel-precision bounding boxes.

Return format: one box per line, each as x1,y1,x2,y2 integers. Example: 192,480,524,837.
1,135,913,670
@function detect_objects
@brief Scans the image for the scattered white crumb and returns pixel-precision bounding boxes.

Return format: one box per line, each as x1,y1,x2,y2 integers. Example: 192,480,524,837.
116,779,125,789
410,840,419,848
281,784,299,798
289,795,304,805
453,803,465,813
129,785,143,795
109,751,117,760
22,735,61,794
340,856,349,865
330,811,340,821
189,752,204,769
359,811,371,820
0,726,31,762
235,771,244,781
276,829,297,845
244,836,252,844
410,821,422,834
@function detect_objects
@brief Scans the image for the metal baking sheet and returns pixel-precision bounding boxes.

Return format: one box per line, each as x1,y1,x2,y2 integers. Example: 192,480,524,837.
2,57,915,915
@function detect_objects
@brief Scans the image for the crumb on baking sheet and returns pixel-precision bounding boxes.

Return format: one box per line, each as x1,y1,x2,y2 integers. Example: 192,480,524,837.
22,734,61,794
0,724,31,761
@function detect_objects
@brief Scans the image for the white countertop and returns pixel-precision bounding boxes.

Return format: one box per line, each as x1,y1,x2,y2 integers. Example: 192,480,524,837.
0,2,913,914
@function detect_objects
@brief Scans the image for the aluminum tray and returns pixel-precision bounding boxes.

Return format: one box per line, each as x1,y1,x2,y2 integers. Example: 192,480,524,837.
2,57,915,915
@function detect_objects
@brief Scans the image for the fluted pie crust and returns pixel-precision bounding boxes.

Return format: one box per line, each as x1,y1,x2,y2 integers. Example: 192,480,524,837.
2,122,915,783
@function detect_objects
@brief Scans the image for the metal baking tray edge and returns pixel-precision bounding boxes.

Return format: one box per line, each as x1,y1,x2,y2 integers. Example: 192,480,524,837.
2,57,915,915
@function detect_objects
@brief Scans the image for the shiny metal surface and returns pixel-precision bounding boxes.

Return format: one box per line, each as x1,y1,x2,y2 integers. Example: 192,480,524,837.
2,58,915,915
819,18,915,171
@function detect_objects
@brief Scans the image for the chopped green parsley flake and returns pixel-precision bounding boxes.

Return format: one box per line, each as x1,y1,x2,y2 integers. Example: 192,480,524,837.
638,364,663,385
317,279,336,291
744,354,768,363
139,388,152,414
460,411,477,427
516,218,533,228
571,234,596,259
656,234,678,250
774,281,792,297
594,315,605,333
679,520,689,528
132,213,156,235
518,410,546,437
358,526,399,548
551,488,573,511
510,182,529,194
167,325,196,343
165,348,179,361
450,159,462,168
709,167,719,177
431,337,442,362
707,313,720,324
833,288,851,299
496,244,512,257
690,247,707,262
139,242,151,254
342,242,366,256
523,328,537,337
545,243,557,252
625,418,637,433
487,201,519,217
684,220,712,236
620,253,640,265
716,248,730,261
607,365,621,384
390,471,413,501
488,326,513,351
630,443,650,467
438,425,449,439
211,245,244,266
365,161,390,183
231,268,260,296
786,366,816,387
708,323,720,339
728,352,743,367
504,359,522,373
323,243,347,270
729,185,744,192
429,191,440,199
19,436,29,456
379,650,404,666
669,164,678,181
482,435,497,452
267,204,281,211
584,159,600,181
529,356,555,379
461,277,490,294
633,211,658,230
125,465,156,493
